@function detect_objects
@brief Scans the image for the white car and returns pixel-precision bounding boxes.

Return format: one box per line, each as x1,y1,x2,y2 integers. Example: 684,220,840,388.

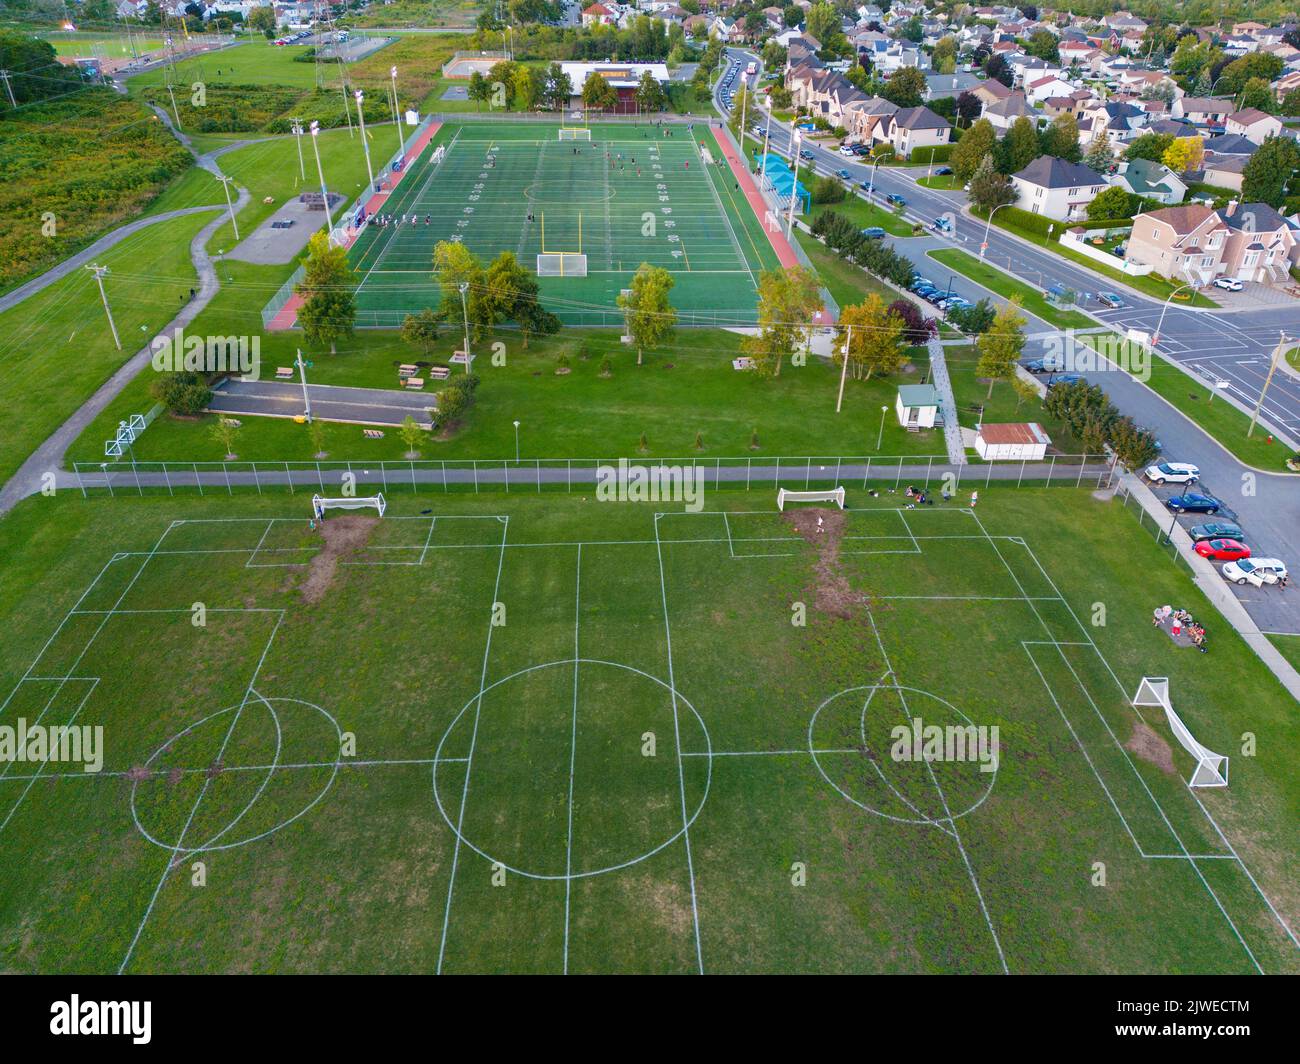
838,144,857,157
1145,461,1200,485
1213,277,1243,292
1222,558,1288,587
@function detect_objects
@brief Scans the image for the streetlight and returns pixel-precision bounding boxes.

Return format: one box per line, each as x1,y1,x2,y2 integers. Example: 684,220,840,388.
786,130,803,239
355,90,375,191
309,120,335,244
867,149,894,199
290,118,305,182
1153,280,1198,346
388,66,403,157
513,420,521,461
877,405,887,450
458,282,471,375
980,201,1012,259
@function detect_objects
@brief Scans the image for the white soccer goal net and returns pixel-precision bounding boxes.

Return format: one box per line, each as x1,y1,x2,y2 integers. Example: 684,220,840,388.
312,493,387,520
1132,677,1228,787
558,128,591,141
536,252,588,277
777,487,845,511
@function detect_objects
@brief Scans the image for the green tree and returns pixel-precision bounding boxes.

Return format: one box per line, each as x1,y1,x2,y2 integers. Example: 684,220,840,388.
1162,137,1204,175
247,5,276,35
582,71,618,111
975,299,1026,400
742,266,824,378
932,35,957,75
1241,135,1300,209
545,63,573,111
210,417,241,460
838,295,906,381
479,251,532,337
150,371,211,415
400,309,441,356
728,84,755,138
806,1,838,43
635,70,666,112
968,153,1015,211
951,118,996,182
432,240,485,337
295,232,356,355
1041,113,1081,163
616,263,677,366
468,71,492,110
1001,116,1041,175
882,67,926,109
398,415,425,458
1238,77,1275,114
1024,29,1059,64
1082,129,1115,173
1124,131,1173,163
1086,185,1136,221
1011,374,1040,411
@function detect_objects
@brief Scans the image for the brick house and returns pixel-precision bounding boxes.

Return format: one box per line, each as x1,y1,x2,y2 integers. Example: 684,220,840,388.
1124,202,1300,285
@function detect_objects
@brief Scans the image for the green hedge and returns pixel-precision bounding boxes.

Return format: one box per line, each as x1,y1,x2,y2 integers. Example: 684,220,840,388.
910,143,953,164
973,205,1120,242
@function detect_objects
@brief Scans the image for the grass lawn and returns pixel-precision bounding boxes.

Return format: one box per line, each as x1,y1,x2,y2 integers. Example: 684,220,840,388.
1078,336,1299,473
0,487,1294,973
917,174,961,190
946,344,1086,456
927,248,1095,330
128,41,325,93
70,324,946,465
0,211,215,488
1267,634,1300,673
979,210,1219,309
40,31,165,57
809,195,915,238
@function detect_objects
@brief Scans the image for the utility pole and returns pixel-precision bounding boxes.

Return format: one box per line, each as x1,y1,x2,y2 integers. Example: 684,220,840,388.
458,283,472,375
290,118,305,182
786,131,803,239
165,77,181,129
388,66,402,158
296,349,313,422
309,121,336,244
85,264,121,350
215,174,240,240
355,90,375,191
0,69,17,108
835,323,852,413
1247,332,1289,438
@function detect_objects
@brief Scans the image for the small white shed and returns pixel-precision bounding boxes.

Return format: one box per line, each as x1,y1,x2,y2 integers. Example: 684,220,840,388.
975,422,1052,461
896,384,939,430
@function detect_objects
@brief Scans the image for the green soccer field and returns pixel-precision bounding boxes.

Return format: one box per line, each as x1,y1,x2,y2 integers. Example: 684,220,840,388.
348,121,783,327
0,489,1295,974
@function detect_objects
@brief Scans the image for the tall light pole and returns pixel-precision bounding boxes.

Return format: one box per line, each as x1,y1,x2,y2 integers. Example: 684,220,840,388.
1247,332,1289,438
355,90,375,191
309,120,336,244
867,149,893,198
215,173,240,240
877,405,887,451
458,282,472,375
1152,281,1197,346
389,65,403,159
760,107,773,180
786,130,803,239
980,201,1012,259
835,323,852,413
296,349,313,422
290,117,305,182
85,264,121,350
513,420,521,461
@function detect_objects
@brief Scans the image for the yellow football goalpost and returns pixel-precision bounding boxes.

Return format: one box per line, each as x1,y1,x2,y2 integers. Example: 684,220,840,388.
537,211,587,277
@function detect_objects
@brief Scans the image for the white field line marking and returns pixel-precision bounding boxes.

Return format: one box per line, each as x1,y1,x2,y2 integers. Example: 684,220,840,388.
436,515,510,975
865,612,1009,973
564,543,581,974
417,515,437,566
0,679,99,835
119,611,285,975
969,511,1265,972
244,519,274,568
0,755,467,784
653,514,704,973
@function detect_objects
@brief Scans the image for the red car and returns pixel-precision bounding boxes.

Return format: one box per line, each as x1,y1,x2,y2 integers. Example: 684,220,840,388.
1194,538,1250,561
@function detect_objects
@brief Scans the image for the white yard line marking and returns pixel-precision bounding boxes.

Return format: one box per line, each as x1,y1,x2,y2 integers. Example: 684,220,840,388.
563,544,581,974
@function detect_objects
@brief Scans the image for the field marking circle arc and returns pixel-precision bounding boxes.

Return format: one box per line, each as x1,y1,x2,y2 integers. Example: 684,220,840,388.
807,682,997,828
130,696,343,855
432,657,712,881
522,182,617,206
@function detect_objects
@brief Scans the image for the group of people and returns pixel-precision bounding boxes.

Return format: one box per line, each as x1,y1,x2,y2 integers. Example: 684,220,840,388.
367,213,432,228
1152,605,1208,653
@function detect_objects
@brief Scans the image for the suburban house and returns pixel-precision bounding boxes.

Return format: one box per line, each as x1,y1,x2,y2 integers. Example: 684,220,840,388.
1025,75,1075,105
1225,108,1285,142
895,385,939,430
843,96,899,143
970,78,1013,110
1010,157,1108,221
1171,97,1233,126
1124,202,1300,285
1201,155,1247,192
975,423,1051,461
877,106,951,158
983,91,1039,132
1112,158,1187,205
581,3,616,25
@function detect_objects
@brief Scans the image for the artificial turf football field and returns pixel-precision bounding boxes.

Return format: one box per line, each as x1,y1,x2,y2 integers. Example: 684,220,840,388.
348,121,783,327
0,489,1295,974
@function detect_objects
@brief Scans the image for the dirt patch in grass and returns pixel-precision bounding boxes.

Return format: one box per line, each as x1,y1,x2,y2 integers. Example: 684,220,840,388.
1125,718,1175,775
783,507,867,619
301,515,377,605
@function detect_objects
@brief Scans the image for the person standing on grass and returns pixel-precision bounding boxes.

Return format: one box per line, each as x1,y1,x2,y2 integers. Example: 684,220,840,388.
970,491,979,508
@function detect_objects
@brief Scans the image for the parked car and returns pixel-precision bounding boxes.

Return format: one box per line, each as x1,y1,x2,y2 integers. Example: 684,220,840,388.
1144,462,1200,485
1165,492,1223,515
1195,538,1250,561
934,166,953,175
1222,558,1288,587
860,227,886,239
1213,277,1244,291
838,145,857,158
1097,291,1125,308
885,193,907,207
1188,522,1244,542
1046,373,1085,388
1024,356,1065,374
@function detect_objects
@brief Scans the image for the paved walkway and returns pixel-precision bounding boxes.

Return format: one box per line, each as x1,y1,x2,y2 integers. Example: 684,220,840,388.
926,335,965,465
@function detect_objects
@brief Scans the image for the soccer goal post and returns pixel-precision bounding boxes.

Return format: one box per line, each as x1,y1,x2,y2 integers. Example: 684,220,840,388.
1132,677,1228,787
312,493,387,520
558,128,591,141
536,211,586,276
777,487,845,511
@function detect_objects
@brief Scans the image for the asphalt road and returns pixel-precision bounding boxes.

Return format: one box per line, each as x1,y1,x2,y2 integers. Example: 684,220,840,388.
209,379,438,428
715,48,1300,635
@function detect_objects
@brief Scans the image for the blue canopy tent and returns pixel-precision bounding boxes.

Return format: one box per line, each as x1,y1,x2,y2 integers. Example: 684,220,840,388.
756,153,811,214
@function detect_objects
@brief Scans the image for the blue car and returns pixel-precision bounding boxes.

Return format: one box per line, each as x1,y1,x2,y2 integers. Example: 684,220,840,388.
1165,493,1223,515
836,168,851,179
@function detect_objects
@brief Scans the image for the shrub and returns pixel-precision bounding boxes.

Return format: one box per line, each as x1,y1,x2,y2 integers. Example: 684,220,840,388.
150,371,212,415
